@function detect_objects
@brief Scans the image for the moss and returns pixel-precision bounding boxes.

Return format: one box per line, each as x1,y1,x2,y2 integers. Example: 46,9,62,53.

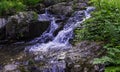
33,12,38,21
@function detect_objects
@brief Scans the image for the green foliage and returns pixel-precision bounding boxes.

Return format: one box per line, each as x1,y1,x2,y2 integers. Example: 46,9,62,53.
23,0,40,6
93,45,120,65
33,12,38,20
0,0,41,16
74,0,120,71
90,0,120,10
104,45,120,64
75,9,120,43
0,0,26,16
105,66,120,72
0,0,75,16
93,56,113,64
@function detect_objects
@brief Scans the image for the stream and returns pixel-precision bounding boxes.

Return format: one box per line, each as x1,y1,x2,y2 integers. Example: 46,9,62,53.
26,7,92,53
0,7,104,72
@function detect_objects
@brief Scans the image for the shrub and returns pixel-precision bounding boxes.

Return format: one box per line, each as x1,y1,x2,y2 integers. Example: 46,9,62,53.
74,0,120,71
0,0,26,16
0,0,42,17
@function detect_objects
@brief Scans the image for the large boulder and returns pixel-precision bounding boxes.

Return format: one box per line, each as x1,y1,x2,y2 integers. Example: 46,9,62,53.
28,3,46,14
42,0,73,7
64,41,105,72
48,2,74,16
47,1,88,16
6,11,50,41
42,0,89,7
29,21,50,39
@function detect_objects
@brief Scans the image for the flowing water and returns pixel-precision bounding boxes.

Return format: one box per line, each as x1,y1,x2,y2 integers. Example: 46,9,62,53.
0,7,94,72
24,7,95,72
27,7,94,53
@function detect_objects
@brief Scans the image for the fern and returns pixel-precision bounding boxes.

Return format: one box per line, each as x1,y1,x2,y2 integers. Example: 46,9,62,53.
74,0,120,71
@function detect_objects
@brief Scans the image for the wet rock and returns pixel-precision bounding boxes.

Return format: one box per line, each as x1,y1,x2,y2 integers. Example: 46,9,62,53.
48,2,74,16
0,27,6,40
3,64,18,72
34,3,46,14
34,41,104,72
64,41,104,72
73,3,88,10
0,41,105,72
6,11,50,41
23,41,104,72
0,18,7,40
29,21,50,39
47,1,89,16
42,0,73,7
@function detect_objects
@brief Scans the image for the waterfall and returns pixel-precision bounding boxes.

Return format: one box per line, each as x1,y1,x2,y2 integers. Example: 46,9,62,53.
26,7,94,52
28,10,58,43
37,17,58,43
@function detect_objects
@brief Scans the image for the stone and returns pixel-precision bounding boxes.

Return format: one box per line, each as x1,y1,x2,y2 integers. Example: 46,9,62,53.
0,40,105,72
47,1,89,16
34,3,46,14
64,41,104,72
4,64,18,71
73,3,88,10
29,21,50,39
48,2,74,16
5,11,50,41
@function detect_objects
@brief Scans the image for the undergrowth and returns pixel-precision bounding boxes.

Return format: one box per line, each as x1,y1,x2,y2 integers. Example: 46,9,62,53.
74,0,120,71
0,0,41,17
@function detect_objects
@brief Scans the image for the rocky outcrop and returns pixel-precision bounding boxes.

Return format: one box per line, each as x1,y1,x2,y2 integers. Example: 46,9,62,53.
48,2,74,16
65,41,104,72
0,41,105,72
6,11,50,41
42,0,89,7
73,3,88,10
47,1,88,16
42,0,72,7
0,11,50,42
0,0,89,42
38,41,104,72
29,3,46,14
29,21,50,39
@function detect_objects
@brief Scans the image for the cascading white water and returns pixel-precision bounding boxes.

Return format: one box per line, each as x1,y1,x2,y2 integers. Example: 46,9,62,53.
29,11,58,43
27,7,95,52
37,17,58,43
